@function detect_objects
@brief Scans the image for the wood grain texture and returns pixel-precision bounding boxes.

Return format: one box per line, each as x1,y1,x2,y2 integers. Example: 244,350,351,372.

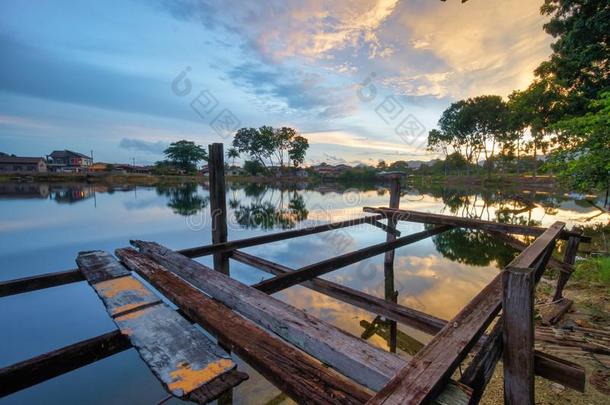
77,250,244,402
208,143,229,275
502,266,535,405
363,207,585,241
231,250,447,335
130,240,405,391
252,225,451,295
553,235,581,301
366,221,565,405
117,247,371,405
177,215,384,258
0,330,130,398
0,269,84,297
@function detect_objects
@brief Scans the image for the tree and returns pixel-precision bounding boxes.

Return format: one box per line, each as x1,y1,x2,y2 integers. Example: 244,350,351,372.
232,126,309,171
536,0,610,111
289,135,309,167
227,147,239,166
163,140,208,173
243,160,264,176
376,160,387,170
545,92,610,206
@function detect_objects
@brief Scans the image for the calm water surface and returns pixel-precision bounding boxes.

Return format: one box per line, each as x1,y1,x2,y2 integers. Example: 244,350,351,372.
0,181,607,404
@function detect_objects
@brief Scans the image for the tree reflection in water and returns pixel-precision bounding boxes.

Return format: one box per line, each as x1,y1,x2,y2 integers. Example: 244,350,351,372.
233,185,309,230
156,183,209,216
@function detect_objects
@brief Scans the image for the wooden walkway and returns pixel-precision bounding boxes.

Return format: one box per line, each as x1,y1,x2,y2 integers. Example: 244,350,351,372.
0,143,592,404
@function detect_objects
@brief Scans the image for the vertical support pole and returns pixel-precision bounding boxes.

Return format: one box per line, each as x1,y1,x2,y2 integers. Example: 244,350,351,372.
384,177,400,353
553,236,580,301
208,143,229,276
503,265,535,405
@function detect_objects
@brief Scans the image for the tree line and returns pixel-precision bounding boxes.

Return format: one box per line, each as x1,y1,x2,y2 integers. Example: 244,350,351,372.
427,0,609,203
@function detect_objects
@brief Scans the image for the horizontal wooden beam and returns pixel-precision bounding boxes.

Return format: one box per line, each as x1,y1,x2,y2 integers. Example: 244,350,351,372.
117,247,371,405
130,240,406,391
363,207,589,242
0,330,130,398
252,225,452,295
177,215,384,258
0,269,84,298
367,221,566,405
231,250,446,335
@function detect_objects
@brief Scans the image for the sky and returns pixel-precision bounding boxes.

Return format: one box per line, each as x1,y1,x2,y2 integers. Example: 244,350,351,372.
0,0,554,166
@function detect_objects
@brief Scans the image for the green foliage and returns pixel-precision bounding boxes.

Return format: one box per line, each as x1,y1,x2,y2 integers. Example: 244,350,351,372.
243,160,264,176
537,0,610,107
337,165,378,183
572,255,610,288
163,140,208,173
544,92,610,197
232,126,309,170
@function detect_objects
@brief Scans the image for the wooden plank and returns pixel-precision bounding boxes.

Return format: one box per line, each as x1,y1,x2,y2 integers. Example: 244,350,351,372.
487,230,574,274
540,298,573,325
208,143,229,275
370,219,401,237
252,225,452,295
177,214,384,258
502,266,535,405
76,251,129,283
534,351,585,392
76,251,245,402
0,269,84,298
366,221,565,405
384,178,401,353
130,240,405,391
553,235,580,300
0,330,130,398
363,207,587,241
232,250,446,335
113,304,243,398
117,247,371,405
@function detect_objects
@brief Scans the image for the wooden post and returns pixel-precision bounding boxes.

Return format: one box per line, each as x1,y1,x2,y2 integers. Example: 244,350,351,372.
384,177,401,353
553,235,580,301
209,143,229,275
502,265,536,405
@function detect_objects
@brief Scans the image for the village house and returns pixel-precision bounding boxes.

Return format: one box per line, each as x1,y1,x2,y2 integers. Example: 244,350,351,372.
0,155,48,173
311,163,350,178
46,150,93,172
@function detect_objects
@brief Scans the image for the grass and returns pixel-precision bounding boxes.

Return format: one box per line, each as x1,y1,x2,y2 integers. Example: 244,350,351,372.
572,255,610,288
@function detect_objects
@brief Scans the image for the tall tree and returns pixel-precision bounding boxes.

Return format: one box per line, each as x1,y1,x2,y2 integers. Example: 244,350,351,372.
232,126,309,170
226,147,240,166
163,140,208,173
537,0,610,111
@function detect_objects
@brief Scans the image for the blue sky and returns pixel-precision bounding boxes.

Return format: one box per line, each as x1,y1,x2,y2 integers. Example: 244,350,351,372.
0,0,553,165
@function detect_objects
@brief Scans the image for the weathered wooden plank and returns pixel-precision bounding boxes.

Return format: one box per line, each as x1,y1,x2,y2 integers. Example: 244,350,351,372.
117,247,371,405
76,251,129,283
0,330,130,398
231,250,447,335
0,269,84,298
208,143,229,275
130,240,405,391
76,251,245,402
383,178,401,353
177,214,384,258
553,235,580,300
363,207,587,241
370,219,401,237
113,304,242,398
502,266,536,405
534,351,585,392
540,298,573,325
366,221,565,405
90,275,161,317
252,225,452,295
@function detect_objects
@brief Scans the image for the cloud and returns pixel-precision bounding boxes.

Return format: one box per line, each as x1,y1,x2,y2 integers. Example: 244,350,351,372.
118,138,168,154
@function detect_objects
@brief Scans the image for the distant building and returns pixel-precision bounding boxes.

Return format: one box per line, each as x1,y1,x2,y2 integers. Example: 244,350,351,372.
226,166,246,176
295,169,309,178
47,150,93,172
311,163,350,177
0,156,48,173
89,162,109,172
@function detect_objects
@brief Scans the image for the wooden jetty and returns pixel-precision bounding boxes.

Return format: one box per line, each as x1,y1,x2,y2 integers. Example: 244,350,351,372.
0,143,591,404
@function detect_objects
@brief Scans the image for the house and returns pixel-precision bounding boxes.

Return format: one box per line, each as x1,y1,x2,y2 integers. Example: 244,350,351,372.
295,169,309,178
89,163,108,172
311,163,350,178
226,166,245,176
47,150,93,172
0,155,48,173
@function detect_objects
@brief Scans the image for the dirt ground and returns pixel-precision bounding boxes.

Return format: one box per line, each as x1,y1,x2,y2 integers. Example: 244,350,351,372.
480,277,610,404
